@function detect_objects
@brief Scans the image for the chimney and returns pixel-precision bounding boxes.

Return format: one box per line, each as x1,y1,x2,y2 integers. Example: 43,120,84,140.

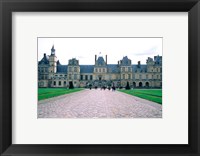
138,61,141,67
95,55,97,63
106,55,107,65
44,53,46,57
118,61,119,65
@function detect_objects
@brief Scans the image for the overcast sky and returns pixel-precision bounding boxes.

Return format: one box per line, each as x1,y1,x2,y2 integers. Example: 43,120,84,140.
38,38,162,65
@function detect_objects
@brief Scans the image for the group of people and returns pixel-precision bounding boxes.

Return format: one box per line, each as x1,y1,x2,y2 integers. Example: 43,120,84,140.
89,86,116,91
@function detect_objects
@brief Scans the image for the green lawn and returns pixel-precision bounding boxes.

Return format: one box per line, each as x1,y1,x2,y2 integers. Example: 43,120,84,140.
38,88,84,101
119,89,162,104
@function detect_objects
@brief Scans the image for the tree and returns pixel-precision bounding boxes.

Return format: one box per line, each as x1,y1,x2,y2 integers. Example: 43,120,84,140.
125,81,131,90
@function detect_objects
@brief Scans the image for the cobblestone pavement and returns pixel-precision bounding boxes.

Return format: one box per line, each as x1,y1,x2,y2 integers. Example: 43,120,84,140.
38,89,162,118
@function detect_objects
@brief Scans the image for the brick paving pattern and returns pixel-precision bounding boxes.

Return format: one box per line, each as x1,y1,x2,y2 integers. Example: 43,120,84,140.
38,89,162,118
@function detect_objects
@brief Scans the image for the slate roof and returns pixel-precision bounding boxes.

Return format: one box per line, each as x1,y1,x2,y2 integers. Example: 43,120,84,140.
38,54,49,65
51,45,55,54
57,60,61,65
80,65,94,73
154,55,162,65
121,56,131,65
57,65,67,73
56,64,148,73
97,57,105,65
107,64,120,73
132,65,147,72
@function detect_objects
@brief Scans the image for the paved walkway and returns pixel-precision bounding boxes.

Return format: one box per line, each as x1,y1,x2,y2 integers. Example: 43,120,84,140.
38,89,162,118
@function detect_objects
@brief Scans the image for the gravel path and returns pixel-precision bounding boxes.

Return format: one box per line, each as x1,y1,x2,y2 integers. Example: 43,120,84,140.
38,89,162,118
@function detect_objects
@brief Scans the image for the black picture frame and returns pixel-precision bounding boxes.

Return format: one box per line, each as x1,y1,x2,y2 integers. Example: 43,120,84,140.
0,0,200,155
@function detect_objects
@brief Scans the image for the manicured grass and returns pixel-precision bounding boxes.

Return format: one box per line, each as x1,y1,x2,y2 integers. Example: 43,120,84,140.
38,88,84,101
119,89,162,104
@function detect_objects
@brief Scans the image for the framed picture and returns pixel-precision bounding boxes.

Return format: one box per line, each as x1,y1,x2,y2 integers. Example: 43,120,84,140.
0,0,200,155
37,37,163,118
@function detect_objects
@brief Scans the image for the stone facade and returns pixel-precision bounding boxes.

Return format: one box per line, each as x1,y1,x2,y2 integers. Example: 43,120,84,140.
38,46,162,88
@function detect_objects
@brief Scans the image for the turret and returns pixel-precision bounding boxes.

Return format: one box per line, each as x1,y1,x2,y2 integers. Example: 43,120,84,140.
51,45,55,55
49,45,57,73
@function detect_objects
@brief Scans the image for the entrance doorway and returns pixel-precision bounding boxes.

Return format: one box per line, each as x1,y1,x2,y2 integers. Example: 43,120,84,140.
145,82,149,87
69,81,74,89
139,82,142,87
133,82,136,88
99,76,102,81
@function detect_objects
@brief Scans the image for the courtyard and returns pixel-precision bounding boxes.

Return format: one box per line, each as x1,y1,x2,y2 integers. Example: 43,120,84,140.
38,89,162,118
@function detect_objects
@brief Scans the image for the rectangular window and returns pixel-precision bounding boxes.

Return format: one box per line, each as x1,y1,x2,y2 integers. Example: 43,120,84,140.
123,74,125,79
54,81,56,85
69,67,72,72
59,81,61,86
103,68,105,72
128,74,131,79
95,68,98,72
74,74,77,80
99,68,101,72
64,81,66,85
74,67,77,72
69,74,71,79
85,75,88,80
139,75,142,79
90,75,93,80
80,75,83,80
146,74,148,79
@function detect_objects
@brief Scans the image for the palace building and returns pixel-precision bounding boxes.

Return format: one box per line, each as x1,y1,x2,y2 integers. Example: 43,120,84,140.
38,46,162,88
